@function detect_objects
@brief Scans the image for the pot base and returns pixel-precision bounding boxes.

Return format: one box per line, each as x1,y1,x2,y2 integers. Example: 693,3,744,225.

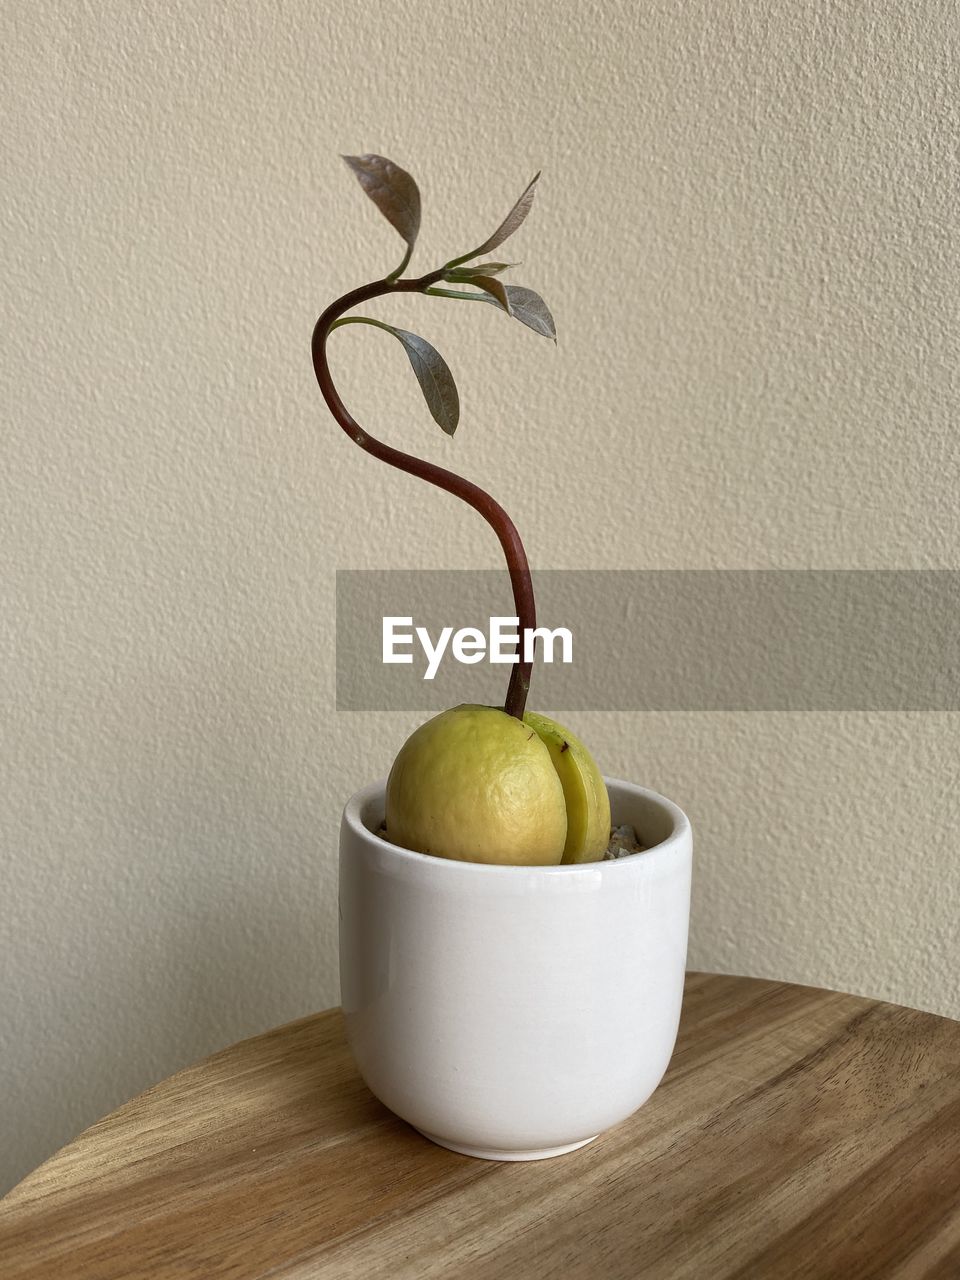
414,1129,598,1162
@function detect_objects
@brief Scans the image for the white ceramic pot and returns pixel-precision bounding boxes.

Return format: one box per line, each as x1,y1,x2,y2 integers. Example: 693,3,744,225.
339,777,692,1161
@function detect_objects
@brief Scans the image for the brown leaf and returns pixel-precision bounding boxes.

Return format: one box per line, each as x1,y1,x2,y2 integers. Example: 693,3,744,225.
342,154,421,250
469,275,512,314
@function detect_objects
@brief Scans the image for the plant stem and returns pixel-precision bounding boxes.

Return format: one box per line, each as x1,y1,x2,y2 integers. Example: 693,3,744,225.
423,287,491,303
385,242,414,282
312,270,536,720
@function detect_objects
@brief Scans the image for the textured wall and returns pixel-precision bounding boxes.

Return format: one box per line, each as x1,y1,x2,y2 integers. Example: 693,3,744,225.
2,0,958,1193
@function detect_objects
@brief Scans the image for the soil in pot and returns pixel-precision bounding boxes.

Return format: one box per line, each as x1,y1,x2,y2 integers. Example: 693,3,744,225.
375,822,648,861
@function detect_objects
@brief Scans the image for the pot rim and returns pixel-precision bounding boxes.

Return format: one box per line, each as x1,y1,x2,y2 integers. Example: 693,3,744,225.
342,775,691,878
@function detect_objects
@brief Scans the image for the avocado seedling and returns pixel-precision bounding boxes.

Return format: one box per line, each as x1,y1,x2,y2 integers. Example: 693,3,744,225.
312,154,611,865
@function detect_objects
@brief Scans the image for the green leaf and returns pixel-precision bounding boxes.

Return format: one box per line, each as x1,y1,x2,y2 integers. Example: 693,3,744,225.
445,172,540,269
444,261,516,280
342,154,421,258
385,325,460,435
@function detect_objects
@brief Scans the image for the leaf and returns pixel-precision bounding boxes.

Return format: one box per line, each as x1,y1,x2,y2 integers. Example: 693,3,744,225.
382,325,460,435
469,275,512,314
477,284,556,341
342,154,421,252
445,172,541,268
499,285,556,340
472,172,540,258
446,261,516,279
442,261,517,289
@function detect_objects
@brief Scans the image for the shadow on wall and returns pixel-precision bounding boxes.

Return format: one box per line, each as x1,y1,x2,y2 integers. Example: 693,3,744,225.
3,691,339,1196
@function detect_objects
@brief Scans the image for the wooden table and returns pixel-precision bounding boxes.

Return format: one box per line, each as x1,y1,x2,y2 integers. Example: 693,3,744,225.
3,974,960,1279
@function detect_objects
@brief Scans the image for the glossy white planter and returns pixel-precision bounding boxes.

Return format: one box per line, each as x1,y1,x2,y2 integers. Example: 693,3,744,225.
339,777,692,1161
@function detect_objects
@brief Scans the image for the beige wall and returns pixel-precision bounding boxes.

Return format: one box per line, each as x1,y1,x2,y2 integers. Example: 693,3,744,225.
2,0,958,1193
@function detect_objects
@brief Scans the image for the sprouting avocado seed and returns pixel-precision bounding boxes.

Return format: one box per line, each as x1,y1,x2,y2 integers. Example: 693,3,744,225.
385,704,610,867
386,705,567,866
316,157,610,863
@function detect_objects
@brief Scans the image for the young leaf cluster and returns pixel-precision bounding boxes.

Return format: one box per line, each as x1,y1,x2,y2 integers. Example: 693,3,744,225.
335,154,556,437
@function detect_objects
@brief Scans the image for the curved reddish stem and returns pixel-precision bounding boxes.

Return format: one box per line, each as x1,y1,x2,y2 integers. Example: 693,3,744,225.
312,270,536,719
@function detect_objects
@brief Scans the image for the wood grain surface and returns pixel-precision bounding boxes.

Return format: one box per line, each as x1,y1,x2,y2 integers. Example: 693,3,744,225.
3,973,960,1279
